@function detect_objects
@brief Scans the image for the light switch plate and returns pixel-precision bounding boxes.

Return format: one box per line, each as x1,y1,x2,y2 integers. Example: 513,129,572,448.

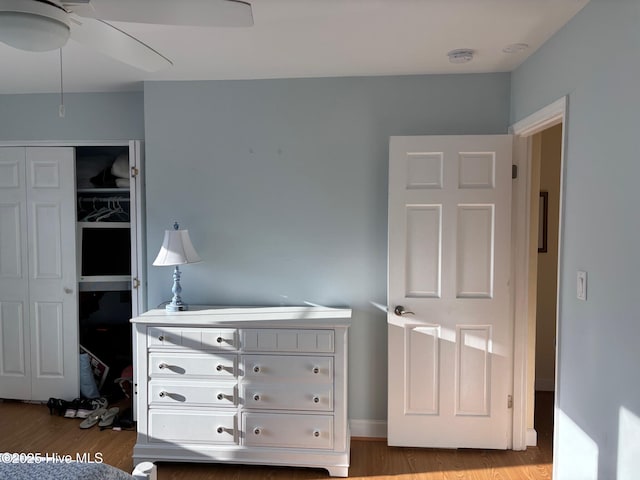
577,271,587,301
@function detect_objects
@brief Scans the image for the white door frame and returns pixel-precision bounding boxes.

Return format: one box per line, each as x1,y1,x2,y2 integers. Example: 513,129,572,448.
509,96,567,450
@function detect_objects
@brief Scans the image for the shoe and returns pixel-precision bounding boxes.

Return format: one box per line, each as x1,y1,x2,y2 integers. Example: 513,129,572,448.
79,408,107,429
75,408,91,419
47,398,63,416
112,408,135,430
76,397,108,418
98,407,119,429
64,406,78,418
63,398,80,418
91,397,108,409
47,398,73,416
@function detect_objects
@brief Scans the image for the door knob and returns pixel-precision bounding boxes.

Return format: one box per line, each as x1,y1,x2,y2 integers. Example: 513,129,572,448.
394,305,415,316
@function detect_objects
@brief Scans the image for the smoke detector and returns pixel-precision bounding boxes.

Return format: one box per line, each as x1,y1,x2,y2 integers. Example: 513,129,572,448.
447,49,474,64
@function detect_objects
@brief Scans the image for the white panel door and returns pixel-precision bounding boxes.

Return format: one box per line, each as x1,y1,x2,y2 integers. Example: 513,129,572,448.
26,147,78,401
388,135,513,449
0,147,31,399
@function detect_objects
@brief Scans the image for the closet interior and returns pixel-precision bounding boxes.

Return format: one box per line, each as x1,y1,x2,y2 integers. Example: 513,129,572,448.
76,145,142,400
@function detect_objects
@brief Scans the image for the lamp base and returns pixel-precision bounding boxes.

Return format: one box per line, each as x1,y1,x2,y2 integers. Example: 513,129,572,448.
165,265,189,312
165,302,188,312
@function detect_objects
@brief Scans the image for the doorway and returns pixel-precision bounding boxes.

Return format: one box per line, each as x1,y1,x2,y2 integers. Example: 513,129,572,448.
531,123,563,451
510,96,566,453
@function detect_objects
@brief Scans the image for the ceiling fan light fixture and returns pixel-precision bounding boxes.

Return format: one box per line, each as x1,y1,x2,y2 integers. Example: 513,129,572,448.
0,0,70,52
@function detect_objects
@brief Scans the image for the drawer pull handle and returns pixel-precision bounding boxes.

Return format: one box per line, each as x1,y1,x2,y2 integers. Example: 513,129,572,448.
159,391,168,398
217,427,224,434
312,367,320,374
216,364,224,372
158,363,169,370
253,366,260,373
216,336,223,343
313,430,320,437
313,396,320,403
217,393,224,400
158,335,165,342
253,394,260,401
254,428,261,435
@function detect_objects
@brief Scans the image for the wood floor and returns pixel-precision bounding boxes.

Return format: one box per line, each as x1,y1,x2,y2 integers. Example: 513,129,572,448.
0,392,554,479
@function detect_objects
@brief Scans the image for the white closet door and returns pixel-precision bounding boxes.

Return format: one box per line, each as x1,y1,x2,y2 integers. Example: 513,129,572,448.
0,147,31,399
26,147,78,401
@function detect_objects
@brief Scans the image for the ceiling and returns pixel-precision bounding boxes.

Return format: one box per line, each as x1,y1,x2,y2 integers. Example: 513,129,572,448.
0,0,589,95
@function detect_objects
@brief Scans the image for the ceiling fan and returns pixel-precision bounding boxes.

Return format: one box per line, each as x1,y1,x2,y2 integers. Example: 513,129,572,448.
0,0,253,71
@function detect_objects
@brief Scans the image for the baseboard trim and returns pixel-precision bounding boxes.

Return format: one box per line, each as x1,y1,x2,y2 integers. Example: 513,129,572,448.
349,419,387,439
349,419,539,446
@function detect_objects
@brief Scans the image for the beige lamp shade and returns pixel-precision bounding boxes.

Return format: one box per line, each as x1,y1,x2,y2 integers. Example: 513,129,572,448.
153,228,201,266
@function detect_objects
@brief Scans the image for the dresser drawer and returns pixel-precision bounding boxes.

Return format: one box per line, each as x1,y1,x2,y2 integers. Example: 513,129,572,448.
149,352,237,378
149,410,238,444
149,380,237,408
148,327,238,350
243,384,332,411
243,355,333,383
243,413,333,449
243,329,334,353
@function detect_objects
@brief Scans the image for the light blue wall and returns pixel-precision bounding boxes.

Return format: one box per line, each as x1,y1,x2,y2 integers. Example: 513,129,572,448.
0,92,144,141
511,1,640,478
143,74,511,421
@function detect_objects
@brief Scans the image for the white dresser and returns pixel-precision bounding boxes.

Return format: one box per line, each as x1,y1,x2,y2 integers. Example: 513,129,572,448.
131,306,351,477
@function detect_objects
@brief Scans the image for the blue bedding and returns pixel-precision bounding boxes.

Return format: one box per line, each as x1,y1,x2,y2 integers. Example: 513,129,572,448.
0,461,134,480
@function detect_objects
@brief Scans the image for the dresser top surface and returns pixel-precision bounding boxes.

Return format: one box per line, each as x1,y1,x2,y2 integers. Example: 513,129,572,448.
131,305,352,326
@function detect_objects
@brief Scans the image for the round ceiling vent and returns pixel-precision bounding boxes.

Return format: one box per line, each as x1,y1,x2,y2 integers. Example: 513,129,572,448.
502,43,529,54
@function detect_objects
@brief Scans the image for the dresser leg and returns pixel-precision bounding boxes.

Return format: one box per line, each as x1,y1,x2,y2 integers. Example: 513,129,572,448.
326,466,349,477
132,461,157,480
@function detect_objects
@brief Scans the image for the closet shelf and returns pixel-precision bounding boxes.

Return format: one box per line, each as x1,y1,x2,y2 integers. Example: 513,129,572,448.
77,188,130,193
79,280,132,292
78,196,131,203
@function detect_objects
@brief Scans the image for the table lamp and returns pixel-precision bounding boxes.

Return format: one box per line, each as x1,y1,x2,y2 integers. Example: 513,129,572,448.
153,222,201,311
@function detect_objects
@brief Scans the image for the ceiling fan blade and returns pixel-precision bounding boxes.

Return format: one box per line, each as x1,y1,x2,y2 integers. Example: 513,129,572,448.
66,0,253,27
69,16,172,72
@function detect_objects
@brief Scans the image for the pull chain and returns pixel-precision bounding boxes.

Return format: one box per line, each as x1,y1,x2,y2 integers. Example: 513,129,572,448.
59,48,65,118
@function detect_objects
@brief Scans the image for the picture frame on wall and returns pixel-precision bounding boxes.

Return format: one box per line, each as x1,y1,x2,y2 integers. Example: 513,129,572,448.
538,191,548,253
